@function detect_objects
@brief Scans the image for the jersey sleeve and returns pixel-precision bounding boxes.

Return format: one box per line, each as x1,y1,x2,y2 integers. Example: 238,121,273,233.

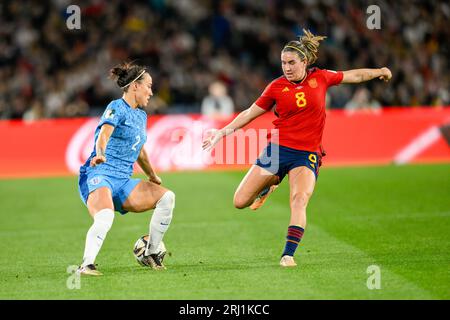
254,81,277,111
98,101,125,128
321,69,344,87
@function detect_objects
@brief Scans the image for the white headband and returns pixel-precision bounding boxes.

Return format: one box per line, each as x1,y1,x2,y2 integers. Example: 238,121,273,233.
120,69,146,89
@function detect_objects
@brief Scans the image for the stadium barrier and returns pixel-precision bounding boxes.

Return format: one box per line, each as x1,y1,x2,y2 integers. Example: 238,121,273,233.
0,108,449,178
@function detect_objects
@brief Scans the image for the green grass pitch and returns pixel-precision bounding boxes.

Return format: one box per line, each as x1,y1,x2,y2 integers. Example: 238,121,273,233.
0,164,449,299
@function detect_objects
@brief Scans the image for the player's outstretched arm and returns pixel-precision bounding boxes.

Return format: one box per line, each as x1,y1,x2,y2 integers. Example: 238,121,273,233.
342,67,392,84
137,148,162,185
202,103,267,151
90,124,115,167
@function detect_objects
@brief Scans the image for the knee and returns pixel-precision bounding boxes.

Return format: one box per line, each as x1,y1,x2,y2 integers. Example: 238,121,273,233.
93,208,115,230
233,194,248,209
291,191,312,209
158,190,175,211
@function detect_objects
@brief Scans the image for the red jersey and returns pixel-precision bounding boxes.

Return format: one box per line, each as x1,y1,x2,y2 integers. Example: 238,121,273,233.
255,68,343,152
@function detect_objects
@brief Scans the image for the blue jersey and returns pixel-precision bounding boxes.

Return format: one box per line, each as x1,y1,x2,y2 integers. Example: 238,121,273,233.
80,98,148,178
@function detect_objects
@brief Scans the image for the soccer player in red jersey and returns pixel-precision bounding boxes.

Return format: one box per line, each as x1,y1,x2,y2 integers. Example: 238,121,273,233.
203,29,392,267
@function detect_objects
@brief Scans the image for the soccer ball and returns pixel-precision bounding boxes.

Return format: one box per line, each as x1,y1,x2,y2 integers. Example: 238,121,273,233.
133,235,166,266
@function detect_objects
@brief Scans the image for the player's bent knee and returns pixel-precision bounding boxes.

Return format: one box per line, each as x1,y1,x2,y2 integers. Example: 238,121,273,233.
234,202,247,210
233,194,249,209
157,190,175,211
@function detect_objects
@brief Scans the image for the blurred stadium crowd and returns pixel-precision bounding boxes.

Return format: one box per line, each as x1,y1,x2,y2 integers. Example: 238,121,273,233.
0,0,448,120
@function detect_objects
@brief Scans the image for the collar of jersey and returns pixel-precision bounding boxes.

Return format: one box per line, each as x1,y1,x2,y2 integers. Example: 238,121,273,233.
286,69,310,85
121,98,145,111
121,98,133,109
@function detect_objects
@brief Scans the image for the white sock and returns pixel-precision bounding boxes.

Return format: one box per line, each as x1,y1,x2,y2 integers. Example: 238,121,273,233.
145,191,175,255
81,208,114,267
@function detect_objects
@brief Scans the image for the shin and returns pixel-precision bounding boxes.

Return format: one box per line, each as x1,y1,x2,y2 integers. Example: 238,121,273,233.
145,191,175,255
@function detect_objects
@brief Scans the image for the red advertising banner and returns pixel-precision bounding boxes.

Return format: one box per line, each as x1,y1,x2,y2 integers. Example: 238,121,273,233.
0,108,449,179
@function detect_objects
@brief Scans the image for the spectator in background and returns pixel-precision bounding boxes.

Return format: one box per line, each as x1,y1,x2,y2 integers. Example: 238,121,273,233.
201,81,234,118
0,0,448,118
23,99,44,121
64,95,89,118
44,79,68,118
143,95,168,115
344,88,381,114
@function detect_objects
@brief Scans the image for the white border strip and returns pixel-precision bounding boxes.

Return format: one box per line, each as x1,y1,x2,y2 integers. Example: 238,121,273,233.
394,126,441,165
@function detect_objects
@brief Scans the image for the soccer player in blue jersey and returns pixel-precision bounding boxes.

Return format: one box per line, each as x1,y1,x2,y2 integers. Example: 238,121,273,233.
77,62,175,275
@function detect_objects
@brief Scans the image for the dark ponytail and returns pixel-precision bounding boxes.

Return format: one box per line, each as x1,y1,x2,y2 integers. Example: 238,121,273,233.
109,61,146,91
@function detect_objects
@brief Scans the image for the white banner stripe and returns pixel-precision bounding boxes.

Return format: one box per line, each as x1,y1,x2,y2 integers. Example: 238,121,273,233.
394,126,441,165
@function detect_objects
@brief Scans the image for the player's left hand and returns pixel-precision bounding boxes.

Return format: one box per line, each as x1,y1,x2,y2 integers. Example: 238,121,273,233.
379,67,392,82
149,174,162,185
90,155,106,167
202,128,224,152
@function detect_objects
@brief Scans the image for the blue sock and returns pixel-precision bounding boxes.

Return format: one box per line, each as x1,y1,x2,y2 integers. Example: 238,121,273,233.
282,225,304,257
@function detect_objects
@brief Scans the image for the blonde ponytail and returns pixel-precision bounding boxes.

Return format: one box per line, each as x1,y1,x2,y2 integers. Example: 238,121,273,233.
283,29,327,65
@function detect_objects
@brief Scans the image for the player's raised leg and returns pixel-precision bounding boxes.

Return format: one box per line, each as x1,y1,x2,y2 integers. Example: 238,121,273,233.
234,165,279,209
122,181,175,270
280,166,316,267
78,187,115,276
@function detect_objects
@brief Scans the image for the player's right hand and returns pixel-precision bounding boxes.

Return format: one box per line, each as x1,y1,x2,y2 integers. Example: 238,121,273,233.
90,155,106,167
202,129,224,152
